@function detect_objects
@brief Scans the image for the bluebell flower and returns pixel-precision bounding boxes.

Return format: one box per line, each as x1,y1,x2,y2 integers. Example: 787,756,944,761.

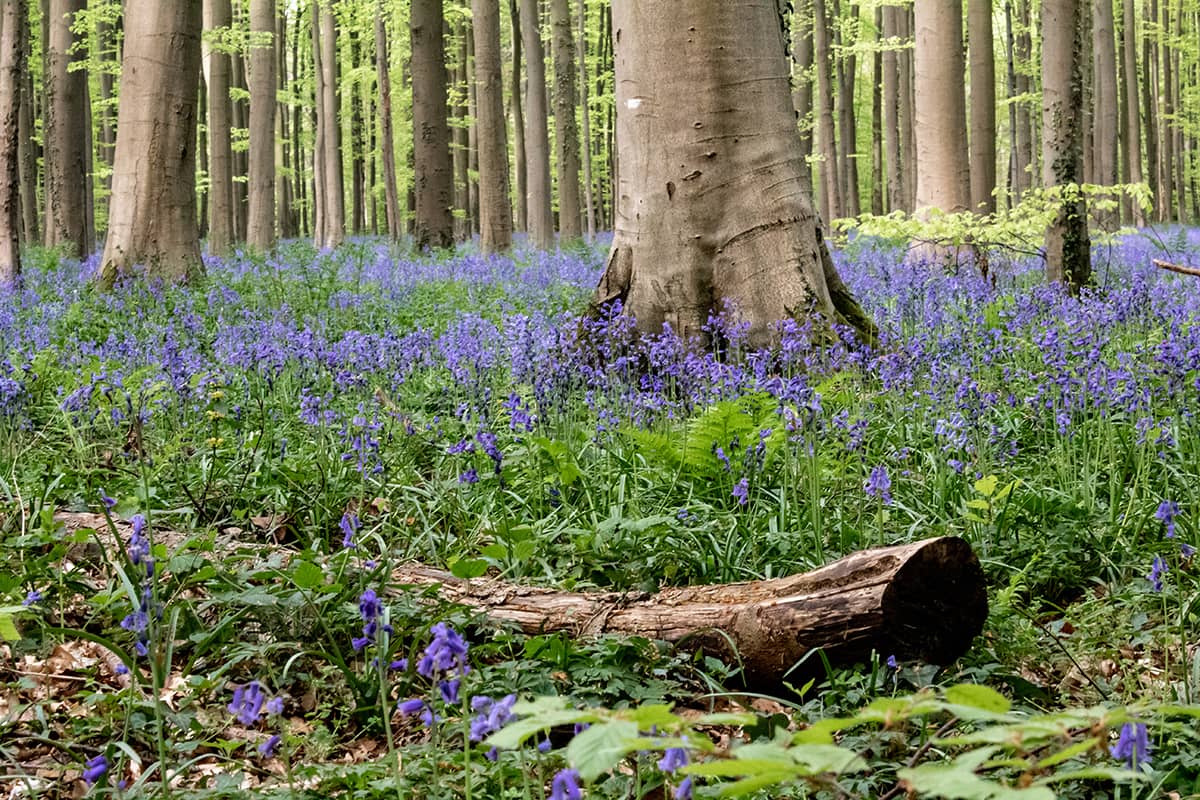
128,514,151,566
658,746,689,773
1182,543,1195,557
265,696,284,716
258,734,281,758
417,622,469,678
22,590,41,606
550,768,583,800
229,681,266,726
732,477,749,507
1155,500,1180,538
537,738,552,753
470,693,518,741
674,776,694,800
886,654,898,669
439,678,461,705
398,697,426,717
1147,556,1167,592
864,465,892,505
1110,722,1151,770
340,512,359,548
100,491,117,510
82,754,109,785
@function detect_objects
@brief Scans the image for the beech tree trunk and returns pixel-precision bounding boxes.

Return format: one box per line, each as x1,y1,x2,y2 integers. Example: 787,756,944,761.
1120,0,1143,225
246,0,276,250
593,0,874,350
1042,0,1092,289
913,0,971,223
411,0,454,250
319,2,344,248
44,0,90,257
392,537,988,688
870,6,884,216
520,0,554,250
834,0,860,219
0,0,24,284
375,1,402,242
882,3,903,213
898,5,916,211
509,0,528,234
968,0,996,214
550,0,582,243
1091,0,1117,230
1013,0,1034,198
812,0,840,221
1142,0,1159,224
204,0,234,256
16,3,34,246
579,0,594,240
472,0,512,254
451,26,469,242
793,0,815,199
98,0,203,286
311,2,326,246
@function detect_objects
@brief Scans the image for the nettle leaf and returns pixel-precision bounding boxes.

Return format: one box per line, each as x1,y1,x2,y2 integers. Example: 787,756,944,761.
566,719,640,782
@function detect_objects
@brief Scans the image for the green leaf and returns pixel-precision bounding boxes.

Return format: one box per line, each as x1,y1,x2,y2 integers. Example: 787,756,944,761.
450,558,489,579
965,499,992,511
944,684,1012,715
899,759,1055,799
486,708,596,750
566,720,640,782
0,609,21,641
1035,737,1101,768
686,759,799,778
788,743,868,774
291,560,325,590
714,771,799,797
974,475,999,497
626,704,679,730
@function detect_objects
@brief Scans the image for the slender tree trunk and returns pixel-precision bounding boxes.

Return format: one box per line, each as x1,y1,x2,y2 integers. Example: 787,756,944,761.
197,70,209,238
1142,0,1159,223
520,0,554,249
376,1,401,242
550,0,582,242
1157,0,1173,222
466,28,479,236
1170,0,1184,222
1090,0,1118,230
351,32,366,235
0,0,25,283
835,0,860,218
204,0,235,255
913,0,971,222
451,25,469,242
1013,0,1034,197
411,0,454,249
968,0,996,214
1042,0,1091,289
509,0,527,234
247,0,276,250
1119,0,1143,224
96,15,115,197
99,0,203,285
794,0,815,199
472,0,512,253
578,0,594,240
898,4,917,211
231,46,249,241
813,0,840,220
871,5,884,215
16,1,35,246
311,1,326,246
882,3,902,213
275,9,295,240
44,0,90,256
594,0,874,349
320,2,343,247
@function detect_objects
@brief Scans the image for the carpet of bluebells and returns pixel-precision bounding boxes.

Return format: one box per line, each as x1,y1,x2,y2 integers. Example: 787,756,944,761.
2,232,1200,797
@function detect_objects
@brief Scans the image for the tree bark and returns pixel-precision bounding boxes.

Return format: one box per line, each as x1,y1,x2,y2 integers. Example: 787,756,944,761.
1118,0,1143,225
578,0,594,240
15,0,34,246
793,0,815,199
391,537,987,688
968,0,996,214
231,46,249,241
451,25,469,242
44,0,90,257
1013,0,1034,197
913,0,971,223
98,0,203,286
870,5,883,216
376,1,402,242
550,0,582,243
508,0,527,234
246,0,276,250
466,26,479,236
593,0,874,350
472,0,513,254
275,9,296,240
204,0,234,256
411,0,454,250
0,0,25,284
1042,0,1091,289
1090,0,1118,230
881,4,902,213
898,5,916,211
1142,0,1159,224
520,0,554,250
834,0,860,219
1157,0,1173,222
319,2,343,248
812,0,840,221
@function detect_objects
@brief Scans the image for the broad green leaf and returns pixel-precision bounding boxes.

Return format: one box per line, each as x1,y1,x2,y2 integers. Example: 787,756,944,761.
626,704,679,730
714,771,798,797
789,743,868,774
1035,737,1101,768
486,709,594,750
450,558,488,579
566,720,640,782
945,684,1012,715
0,610,20,641
686,759,799,778
900,759,1054,800
965,499,992,511
291,560,324,589
974,475,999,497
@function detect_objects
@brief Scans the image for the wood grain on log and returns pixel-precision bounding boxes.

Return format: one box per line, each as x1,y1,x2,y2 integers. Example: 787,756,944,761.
390,536,987,688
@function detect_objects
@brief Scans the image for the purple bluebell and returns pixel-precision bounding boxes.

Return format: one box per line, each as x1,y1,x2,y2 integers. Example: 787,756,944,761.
229,681,266,726
864,465,892,505
1155,500,1180,538
1147,556,1167,592
340,512,359,548
22,590,41,606
732,477,749,507
82,754,109,785
258,734,282,758
550,768,583,800
1110,722,1151,770
658,746,689,774
417,622,469,678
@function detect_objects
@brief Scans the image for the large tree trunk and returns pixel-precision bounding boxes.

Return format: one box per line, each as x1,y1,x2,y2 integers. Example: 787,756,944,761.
246,0,276,251
0,0,25,284
508,0,527,234
204,0,235,256
913,0,971,223
472,0,513,254
550,0,582,243
411,0,454,250
43,0,90,257
593,0,874,351
375,1,402,242
520,0,554,250
967,0,996,214
1042,0,1091,289
98,0,203,286
1091,0,1118,230
319,2,344,248
392,537,988,688
812,0,840,221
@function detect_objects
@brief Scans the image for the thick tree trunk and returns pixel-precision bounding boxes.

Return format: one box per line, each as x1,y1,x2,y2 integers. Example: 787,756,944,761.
520,0,554,250
472,0,512,254
508,0,528,234
1042,0,1091,289
812,0,840,221
319,3,344,248
913,0,971,226
968,0,996,214
0,0,25,284
550,0,582,243
204,0,234,256
44,0,90,257
98,0,203,286
392,537,988,688
1091,0,1118,230
882,3,902,213
411,0,454,250
246,0,276,251
375,1,402,242
593,0,874,350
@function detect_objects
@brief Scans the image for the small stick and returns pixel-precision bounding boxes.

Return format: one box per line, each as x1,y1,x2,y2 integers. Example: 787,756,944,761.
1153,258,1200,277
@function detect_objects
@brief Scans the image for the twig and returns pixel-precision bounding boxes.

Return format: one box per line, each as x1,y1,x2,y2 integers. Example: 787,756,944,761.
1153,258,1200,277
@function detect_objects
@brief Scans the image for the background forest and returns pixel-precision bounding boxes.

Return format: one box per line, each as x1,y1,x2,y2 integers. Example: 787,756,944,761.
4,1,1200,800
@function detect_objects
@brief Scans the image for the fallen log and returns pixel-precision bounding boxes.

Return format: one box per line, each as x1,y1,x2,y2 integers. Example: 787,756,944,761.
392,536,988,688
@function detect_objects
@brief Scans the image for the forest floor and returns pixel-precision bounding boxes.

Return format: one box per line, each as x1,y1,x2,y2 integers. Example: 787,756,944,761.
2,233,1200,799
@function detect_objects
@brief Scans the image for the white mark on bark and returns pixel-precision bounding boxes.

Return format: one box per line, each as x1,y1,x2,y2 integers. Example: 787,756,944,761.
626,98,642,109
